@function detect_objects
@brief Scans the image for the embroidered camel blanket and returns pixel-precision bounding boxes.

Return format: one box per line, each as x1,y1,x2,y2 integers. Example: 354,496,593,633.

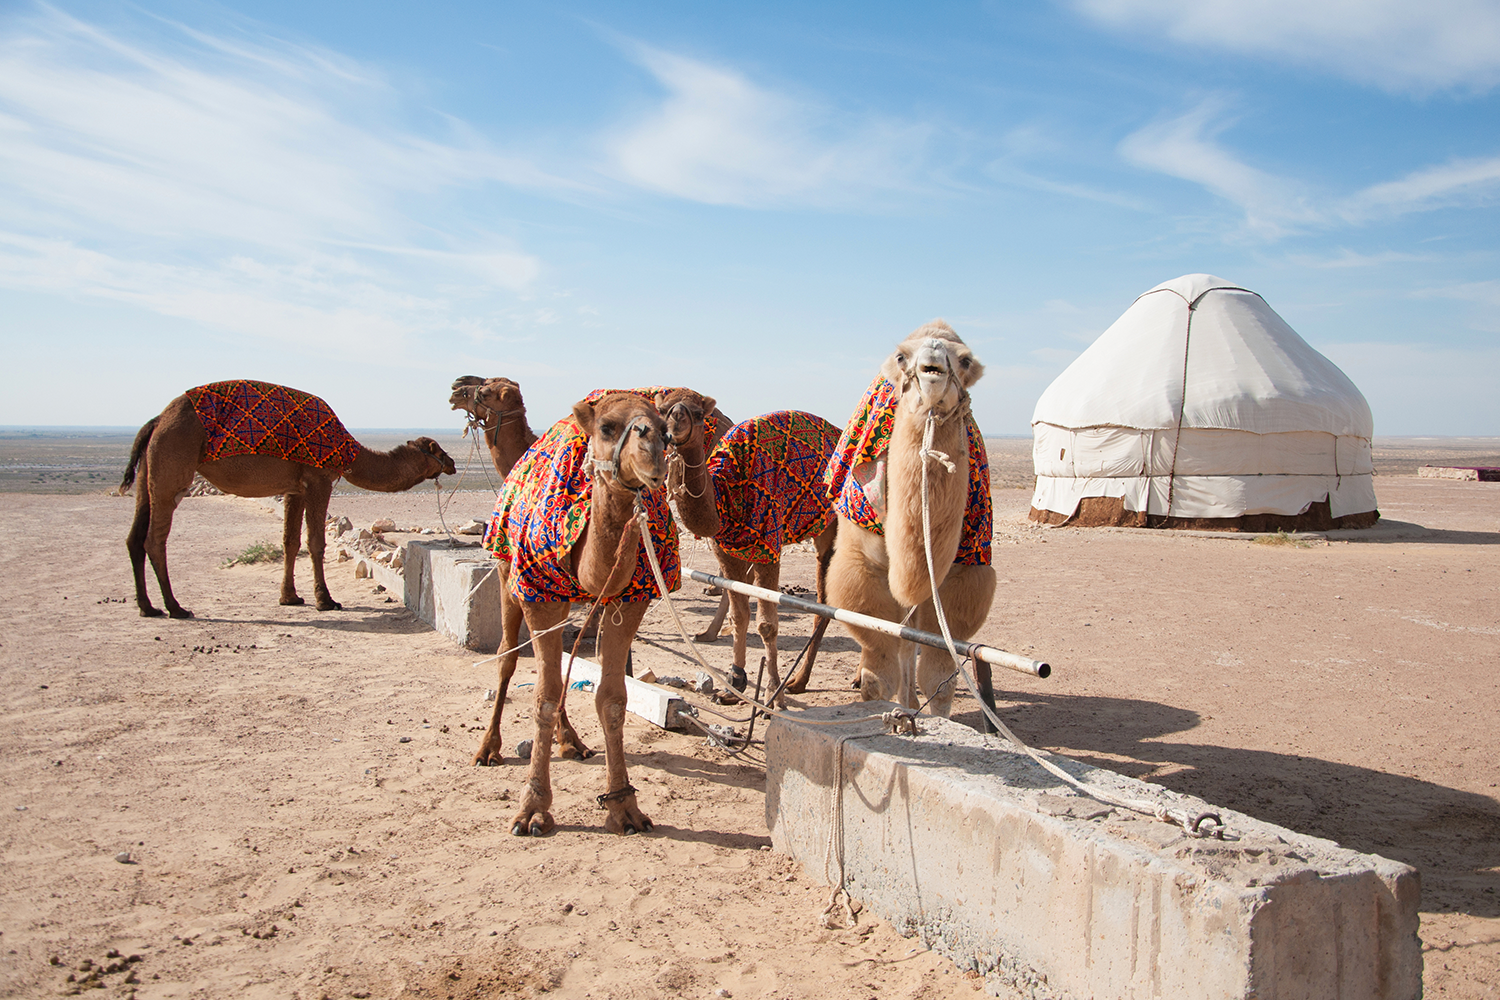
483,413,680,604
823,375,992,567
583,386,724,445
707,411,839,564
185,381,362,472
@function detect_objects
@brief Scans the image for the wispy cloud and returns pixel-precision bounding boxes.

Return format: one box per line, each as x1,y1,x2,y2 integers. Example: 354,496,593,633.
604,44,932,208
1118,97,1319,236
1341,156,1500,220
1121,97,1500,238
1068,0,1500,94
0,4,554,354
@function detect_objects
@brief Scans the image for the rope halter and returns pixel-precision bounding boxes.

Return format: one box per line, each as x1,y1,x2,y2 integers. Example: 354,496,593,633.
582,415,659,497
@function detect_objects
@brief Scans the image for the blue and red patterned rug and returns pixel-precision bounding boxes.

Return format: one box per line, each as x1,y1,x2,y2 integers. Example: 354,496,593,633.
707,410,839,564
185,381,362,472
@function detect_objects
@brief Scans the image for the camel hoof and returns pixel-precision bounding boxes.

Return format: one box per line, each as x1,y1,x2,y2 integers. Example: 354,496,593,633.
693,630,719,643
316,599,342,611
280,596,305,607
167,607,194,619
730,666,748,692
139,607,164,618
473,752,503,767
559,745,594,761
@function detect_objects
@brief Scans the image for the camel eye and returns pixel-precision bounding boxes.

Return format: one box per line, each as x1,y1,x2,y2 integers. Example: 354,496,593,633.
896,352,906,366
599,421,617,438
960,357,971,369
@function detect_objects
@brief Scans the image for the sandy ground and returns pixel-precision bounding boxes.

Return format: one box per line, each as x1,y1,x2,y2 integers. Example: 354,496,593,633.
2,471,1497,999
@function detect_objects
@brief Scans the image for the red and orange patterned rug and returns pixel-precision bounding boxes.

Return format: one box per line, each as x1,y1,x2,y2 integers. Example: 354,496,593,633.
484,414,680,604
707,411,839,564
185,381,362,472
823,375,992,566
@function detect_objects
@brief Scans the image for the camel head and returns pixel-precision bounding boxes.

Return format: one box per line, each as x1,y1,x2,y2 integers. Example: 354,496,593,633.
654,387,718,449
409,436,457,479
572,392,669,495
449,376,525,428
880,320,984,419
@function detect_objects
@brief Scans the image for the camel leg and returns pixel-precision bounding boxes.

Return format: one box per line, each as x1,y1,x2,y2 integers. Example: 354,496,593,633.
913,563,997,718
721,553,754,692
751,561,784,707
141,453,195,620
556,650,596,763
784,522,836,694
511,601,568,836
302,485,340,611
596,600,652,835
126,465,161,618
695,592,731,642
826,519,907,705
279,494,307,606
475,562,522,765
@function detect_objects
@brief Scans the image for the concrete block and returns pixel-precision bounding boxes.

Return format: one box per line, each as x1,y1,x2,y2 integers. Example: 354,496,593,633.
766,704,1420,1000
401,540,503,652
556,657,692,730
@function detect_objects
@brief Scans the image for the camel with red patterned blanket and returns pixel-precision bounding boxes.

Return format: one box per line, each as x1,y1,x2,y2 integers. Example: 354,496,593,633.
656,388,840,705
474,391,674,837
121,381,455,619
824,322,997,718
449,376,538,480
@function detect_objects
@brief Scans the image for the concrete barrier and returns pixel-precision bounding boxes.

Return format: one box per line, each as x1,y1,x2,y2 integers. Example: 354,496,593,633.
337,538,504,652
766,704,1420,1000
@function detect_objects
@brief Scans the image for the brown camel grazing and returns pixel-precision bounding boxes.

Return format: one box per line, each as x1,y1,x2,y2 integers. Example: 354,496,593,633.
121,380,456,619
824,321,997,718
474,391,675,836
657,388,839,703
448,376,538,480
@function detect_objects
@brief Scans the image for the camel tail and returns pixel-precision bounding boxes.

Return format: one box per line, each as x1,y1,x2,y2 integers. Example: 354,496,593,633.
119,417,158,495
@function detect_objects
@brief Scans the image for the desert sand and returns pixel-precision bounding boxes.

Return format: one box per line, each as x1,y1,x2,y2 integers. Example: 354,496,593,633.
1,455,1497,999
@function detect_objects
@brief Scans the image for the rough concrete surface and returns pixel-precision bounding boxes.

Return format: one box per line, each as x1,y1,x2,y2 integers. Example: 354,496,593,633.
768,703,1421,1000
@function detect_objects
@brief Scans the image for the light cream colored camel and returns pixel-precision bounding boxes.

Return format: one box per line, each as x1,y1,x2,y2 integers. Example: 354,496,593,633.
825,322,997,716
122,389,456,619
476,392,670,836
448,376,538,480
658,389,838,703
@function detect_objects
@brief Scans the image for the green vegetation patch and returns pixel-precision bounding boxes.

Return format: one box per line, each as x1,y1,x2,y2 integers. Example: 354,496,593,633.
224,542,284,567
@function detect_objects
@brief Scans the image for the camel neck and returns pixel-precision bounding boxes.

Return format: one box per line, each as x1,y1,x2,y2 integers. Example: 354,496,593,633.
486,411,537,478
574,476,643,598
343,443,429,493
670,435,720,537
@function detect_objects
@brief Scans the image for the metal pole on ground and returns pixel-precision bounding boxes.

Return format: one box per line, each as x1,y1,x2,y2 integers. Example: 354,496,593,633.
684,568,1051,681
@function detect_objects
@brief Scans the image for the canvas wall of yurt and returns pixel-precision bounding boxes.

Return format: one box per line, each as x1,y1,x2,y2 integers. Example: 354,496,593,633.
1029,274,1379,531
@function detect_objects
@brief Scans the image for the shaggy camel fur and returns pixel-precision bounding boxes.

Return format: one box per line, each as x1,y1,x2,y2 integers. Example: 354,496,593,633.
448,376,538,480
824,322,997,717
475,392,672,836
659,389,838,703
121,383,455,619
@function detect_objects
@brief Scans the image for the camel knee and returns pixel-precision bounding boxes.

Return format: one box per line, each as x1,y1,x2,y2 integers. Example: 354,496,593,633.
934,564,996,638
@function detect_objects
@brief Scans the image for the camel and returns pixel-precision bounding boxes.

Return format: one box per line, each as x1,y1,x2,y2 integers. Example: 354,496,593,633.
471,384,729,769
824,321,997,718
474,391,675,837
657,388,839,704
121,381,456,619
448,376,538,481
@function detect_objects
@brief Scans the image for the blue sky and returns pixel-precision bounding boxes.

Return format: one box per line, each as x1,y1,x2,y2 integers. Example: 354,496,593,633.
1,0,1497,434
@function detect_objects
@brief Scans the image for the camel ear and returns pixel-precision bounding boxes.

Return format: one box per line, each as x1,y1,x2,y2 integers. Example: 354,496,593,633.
572,398,597,436
699,396,717,415
880,349,908,386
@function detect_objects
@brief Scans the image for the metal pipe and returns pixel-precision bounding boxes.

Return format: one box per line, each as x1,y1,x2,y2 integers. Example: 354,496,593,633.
684,568,1051,679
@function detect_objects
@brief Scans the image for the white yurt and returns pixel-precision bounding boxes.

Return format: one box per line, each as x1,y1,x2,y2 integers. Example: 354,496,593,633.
1029,273,1378,530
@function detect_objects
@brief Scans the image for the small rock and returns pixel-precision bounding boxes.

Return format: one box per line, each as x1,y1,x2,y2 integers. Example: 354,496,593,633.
516,739,533,761
328,515,353,536
115,851,132,864
357,528,374,540
371,518,396,533
716,990,732,998
354,563,370,580
398,735,412,744
484,689,497,702
390,551,404,570
692,672,715,694
456,519,486,535
658,676,688,689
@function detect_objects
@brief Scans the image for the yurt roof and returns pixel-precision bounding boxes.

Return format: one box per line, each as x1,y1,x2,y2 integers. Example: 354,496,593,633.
1031,274,1373,438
